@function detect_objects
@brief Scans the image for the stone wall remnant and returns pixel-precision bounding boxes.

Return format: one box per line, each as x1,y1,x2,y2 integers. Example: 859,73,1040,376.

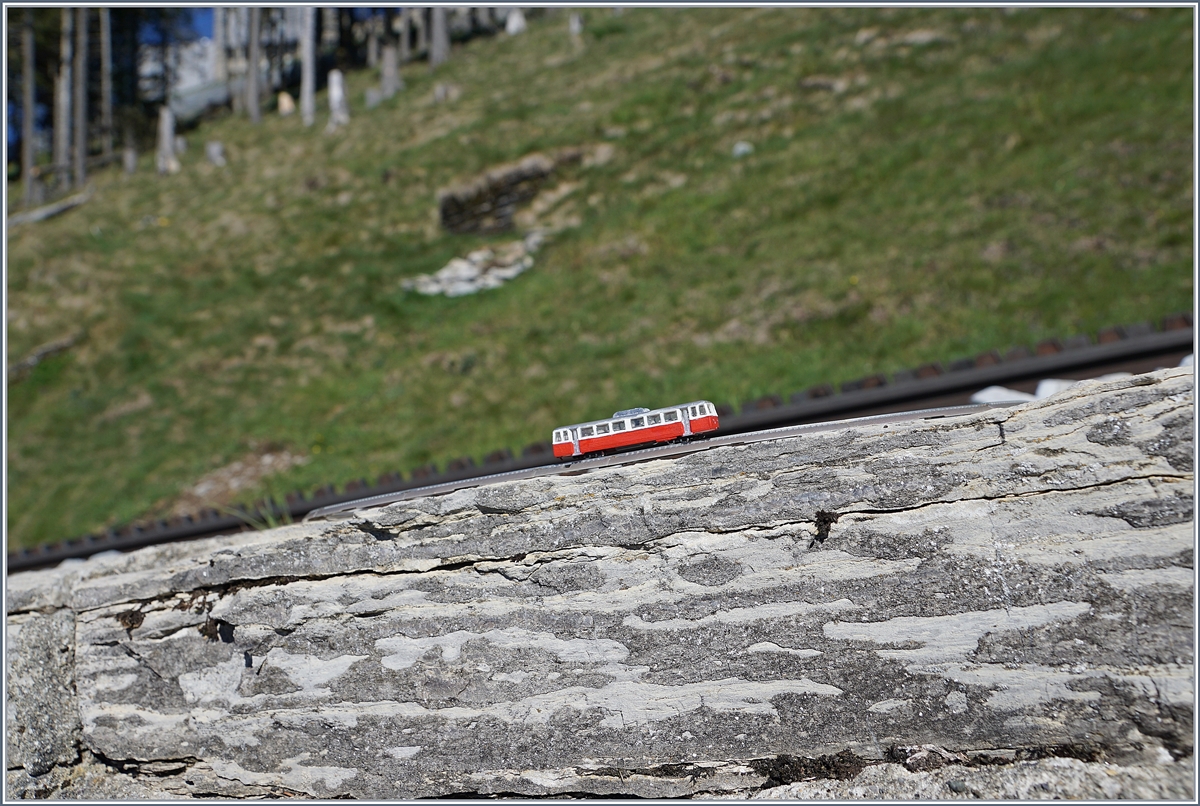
436,148,582,234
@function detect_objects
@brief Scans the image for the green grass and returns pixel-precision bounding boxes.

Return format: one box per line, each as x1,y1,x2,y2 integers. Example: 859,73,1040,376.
6,7,1193,549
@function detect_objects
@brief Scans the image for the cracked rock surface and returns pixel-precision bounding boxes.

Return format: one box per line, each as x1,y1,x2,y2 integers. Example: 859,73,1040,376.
5,367,1193,799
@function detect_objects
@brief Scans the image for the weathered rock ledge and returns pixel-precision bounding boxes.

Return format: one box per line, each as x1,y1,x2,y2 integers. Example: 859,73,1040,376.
6,367,1194,799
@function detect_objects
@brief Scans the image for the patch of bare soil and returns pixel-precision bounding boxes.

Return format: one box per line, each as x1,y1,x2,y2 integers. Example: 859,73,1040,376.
165,450,310,517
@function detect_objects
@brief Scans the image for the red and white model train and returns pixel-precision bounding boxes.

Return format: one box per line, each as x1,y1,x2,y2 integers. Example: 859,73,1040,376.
552,401,720,459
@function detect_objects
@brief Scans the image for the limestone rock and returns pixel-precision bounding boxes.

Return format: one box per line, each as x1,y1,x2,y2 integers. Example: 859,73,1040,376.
401,234,541,297
277,91,295,116
750,756,1194,800
5,610,78,776
204,141,226,168
5,368,1193,799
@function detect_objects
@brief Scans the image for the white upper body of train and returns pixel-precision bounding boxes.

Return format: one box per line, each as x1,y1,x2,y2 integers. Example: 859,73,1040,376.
552,400,720,458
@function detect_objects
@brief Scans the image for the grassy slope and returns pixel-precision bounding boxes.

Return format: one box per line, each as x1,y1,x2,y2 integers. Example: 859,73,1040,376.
6,7,1193,549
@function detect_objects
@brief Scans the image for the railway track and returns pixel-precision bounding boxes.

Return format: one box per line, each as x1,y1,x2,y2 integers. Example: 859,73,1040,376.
7,314,1192,573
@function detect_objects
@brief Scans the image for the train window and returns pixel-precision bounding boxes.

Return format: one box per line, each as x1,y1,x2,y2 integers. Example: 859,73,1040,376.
631,417,645,428
613,421,626,431
665,411,678,422
596,423,609,435
690,406,698,417
648,414,661,425
581,426,594,437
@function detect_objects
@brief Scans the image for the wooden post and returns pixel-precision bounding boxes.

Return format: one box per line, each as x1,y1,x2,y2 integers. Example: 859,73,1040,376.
430,7,449,68
4,369,1194,799
21,9,35,208
367,15,379,67
212,7,227,83
73,7,88,189
321,6,338,53
266,7,281,92
155,106,178,174
99,8,113,159
414,7,428,55
399,9,411,63
54,8,73,190
381,44,400,98
247,8,261,123
300,7,315,126
122,123,137,173
227,10,239,114
337,7,353,62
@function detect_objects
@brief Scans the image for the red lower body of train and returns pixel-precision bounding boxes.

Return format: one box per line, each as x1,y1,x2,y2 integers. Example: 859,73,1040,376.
553,415,719,459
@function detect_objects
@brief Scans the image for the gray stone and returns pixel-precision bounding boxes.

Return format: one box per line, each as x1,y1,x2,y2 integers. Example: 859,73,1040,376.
432,81,461,104
325,69,349,133
401,241,537,297
155,106,179,175
5,368,1193,799
380,43,401,99
276,91,295,117
204,141,226,167
5,609,79,776
506,8,527,36
750,756,1194,800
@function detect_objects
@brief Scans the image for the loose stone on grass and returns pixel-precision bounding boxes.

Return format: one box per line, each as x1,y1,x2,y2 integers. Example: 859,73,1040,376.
401,233,542,297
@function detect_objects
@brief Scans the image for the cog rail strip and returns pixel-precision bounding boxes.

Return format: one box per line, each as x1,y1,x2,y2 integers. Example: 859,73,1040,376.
302,402,1018,522
7,317,1191,572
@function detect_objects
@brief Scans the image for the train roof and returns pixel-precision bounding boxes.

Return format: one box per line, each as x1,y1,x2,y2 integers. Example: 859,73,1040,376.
613,407,650,418
559,401,715,431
